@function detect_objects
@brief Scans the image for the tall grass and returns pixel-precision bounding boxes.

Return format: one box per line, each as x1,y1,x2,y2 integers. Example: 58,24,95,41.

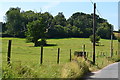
61,57,89,78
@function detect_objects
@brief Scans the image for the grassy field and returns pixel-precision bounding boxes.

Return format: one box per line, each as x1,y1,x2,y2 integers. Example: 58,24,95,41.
1,37,119,78
114,32,120,38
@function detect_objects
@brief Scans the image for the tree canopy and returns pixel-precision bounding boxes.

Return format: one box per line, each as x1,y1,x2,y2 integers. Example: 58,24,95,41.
3,7,116,46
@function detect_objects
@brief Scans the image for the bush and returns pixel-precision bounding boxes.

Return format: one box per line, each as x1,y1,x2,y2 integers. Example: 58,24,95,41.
89,35,100,43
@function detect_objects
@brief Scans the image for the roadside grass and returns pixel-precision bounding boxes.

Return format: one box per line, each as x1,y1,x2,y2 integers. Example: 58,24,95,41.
61,57,89,78
1,37,119,78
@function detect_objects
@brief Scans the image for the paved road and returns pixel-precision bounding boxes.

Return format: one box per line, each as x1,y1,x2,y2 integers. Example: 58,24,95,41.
83,62,119,80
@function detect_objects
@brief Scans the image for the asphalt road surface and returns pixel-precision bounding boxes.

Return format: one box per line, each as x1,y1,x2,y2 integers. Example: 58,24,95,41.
83,62,119,80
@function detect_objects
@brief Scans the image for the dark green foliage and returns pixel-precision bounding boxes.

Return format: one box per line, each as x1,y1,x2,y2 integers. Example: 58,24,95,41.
118,37,120,42
96,22,112,39
67,12,102,38
118,29,120,33
26,19,46,46
5,7,24,37
2,23,7,33
48,25,68,38
89,35,101,43
53,12,67,26
42,12,53,29
25,12,53,46
4,7,113,39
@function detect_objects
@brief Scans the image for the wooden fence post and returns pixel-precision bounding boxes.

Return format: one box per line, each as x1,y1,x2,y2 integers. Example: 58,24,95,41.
87,52,88,58
70,49,71,62
83,44,86,59
116,51,117,55
96,52,98,58
101,52,102,56
40,46,43,64
98,51,99,55
57,48,60,64
90,52,92,57
98,51,99,57
7,40,12,65
103,52,104,57
83,44,85,53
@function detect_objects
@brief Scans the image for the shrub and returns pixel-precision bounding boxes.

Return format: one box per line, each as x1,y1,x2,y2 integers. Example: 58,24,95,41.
89,35,100,43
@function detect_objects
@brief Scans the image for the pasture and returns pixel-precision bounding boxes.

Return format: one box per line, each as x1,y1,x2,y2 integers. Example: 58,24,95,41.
1,37,118,78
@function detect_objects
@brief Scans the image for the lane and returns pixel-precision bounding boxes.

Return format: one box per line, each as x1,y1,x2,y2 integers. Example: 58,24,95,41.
84,62,119,80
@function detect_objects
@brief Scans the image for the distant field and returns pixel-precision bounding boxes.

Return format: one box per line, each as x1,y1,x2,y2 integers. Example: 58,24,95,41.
114,32,120,37
1,37,118,78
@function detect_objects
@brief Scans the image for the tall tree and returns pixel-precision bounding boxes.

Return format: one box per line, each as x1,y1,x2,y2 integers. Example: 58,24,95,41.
96,22,112,39
26,19,46,46
4,7,114,39
2,23,6,33
5,7,23,37
53,12,67,26
67,12,93,37
21,10,41,34
42,12,53,31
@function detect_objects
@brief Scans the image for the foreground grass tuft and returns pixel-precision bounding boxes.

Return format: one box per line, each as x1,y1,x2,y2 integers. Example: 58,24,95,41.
2,63,37,78
61,57,89,78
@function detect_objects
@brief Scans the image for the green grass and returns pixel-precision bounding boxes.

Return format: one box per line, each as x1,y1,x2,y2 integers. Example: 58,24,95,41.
1,37,119,78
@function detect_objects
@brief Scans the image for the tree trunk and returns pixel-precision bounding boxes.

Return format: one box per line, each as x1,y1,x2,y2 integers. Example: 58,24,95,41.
34,40,38,47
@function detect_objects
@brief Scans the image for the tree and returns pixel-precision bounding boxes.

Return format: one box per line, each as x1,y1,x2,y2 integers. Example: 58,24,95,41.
96,22,112,39
5,7,23,37
48,25,67,38
53,12,67,26
89,35,100,44
47,12,67,38
67,12,93,38
21,10,42,37
26,19,46,46
4,7,114,39
2,23,7,33
118,29,120,33
70,26,83,37
42,12,53,31
21,10,41,26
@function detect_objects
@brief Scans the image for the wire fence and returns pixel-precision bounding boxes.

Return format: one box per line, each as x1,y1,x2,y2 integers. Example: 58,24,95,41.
2,40,118,65
2,40,119,78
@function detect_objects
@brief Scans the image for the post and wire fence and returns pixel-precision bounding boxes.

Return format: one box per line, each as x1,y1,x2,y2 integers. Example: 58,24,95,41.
5,40,118,65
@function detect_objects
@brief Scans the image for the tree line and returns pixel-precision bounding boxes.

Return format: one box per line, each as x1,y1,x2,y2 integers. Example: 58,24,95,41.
2,7,116,46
